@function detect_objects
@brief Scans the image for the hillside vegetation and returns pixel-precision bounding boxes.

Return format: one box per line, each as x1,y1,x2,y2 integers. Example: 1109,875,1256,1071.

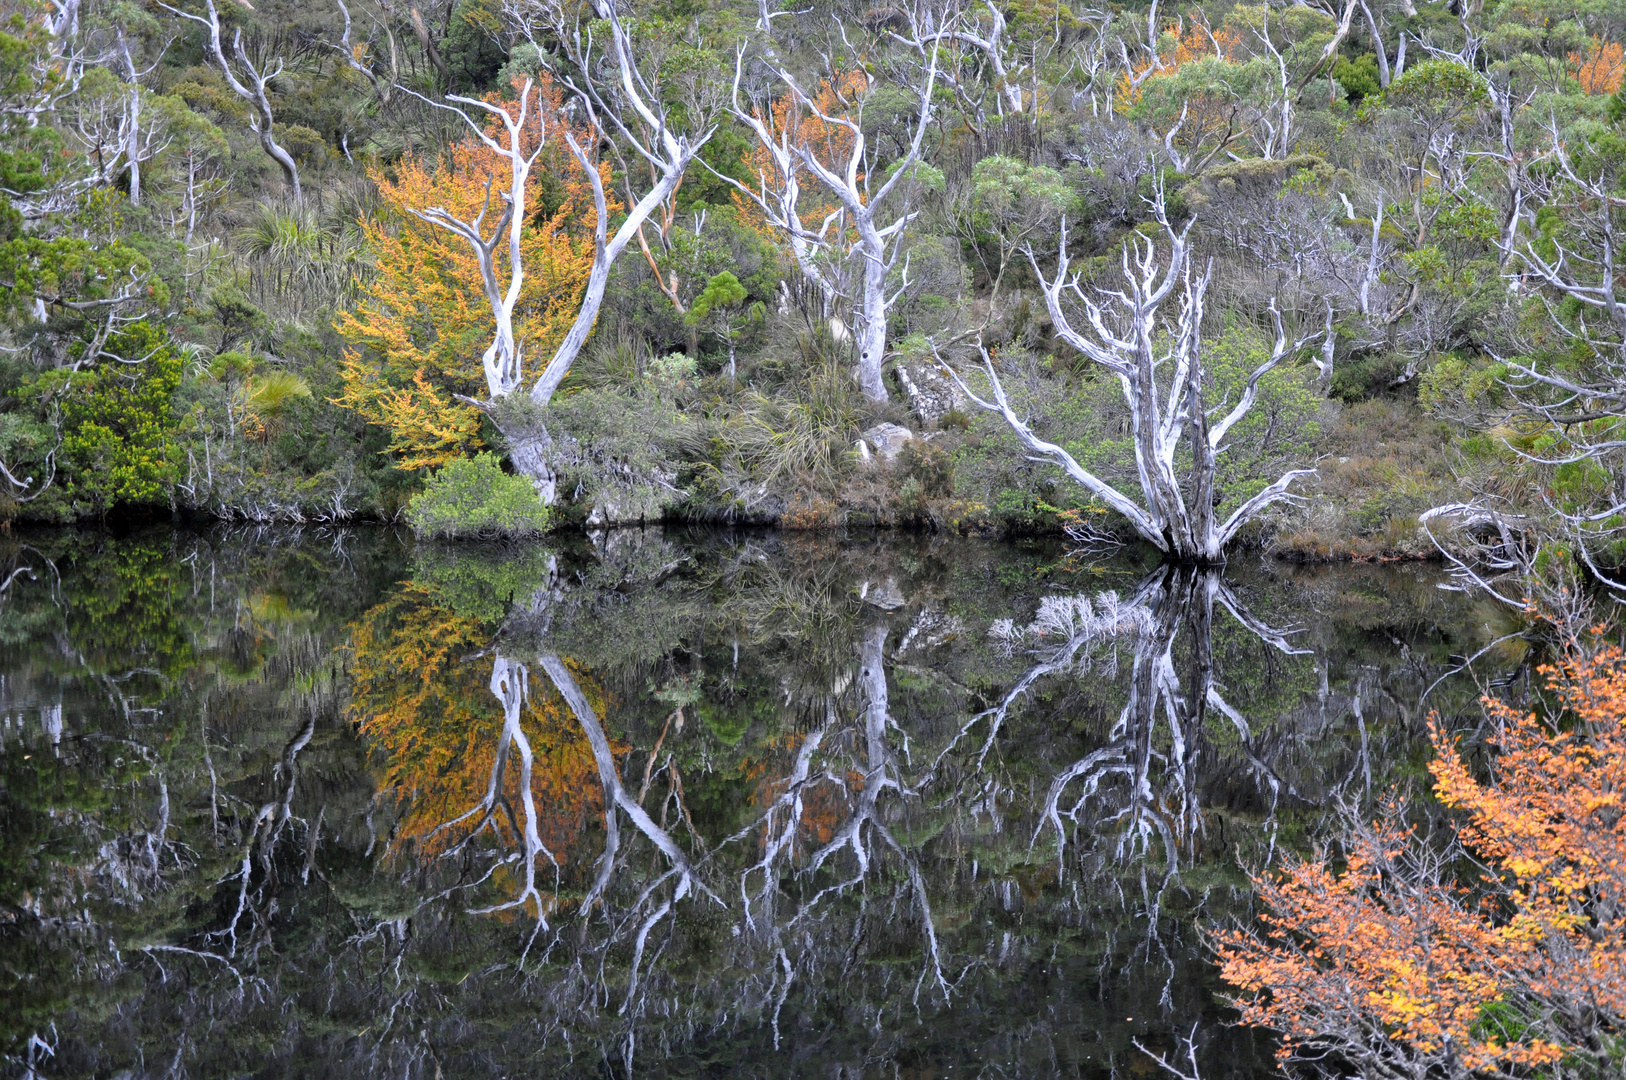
1,0,1622,566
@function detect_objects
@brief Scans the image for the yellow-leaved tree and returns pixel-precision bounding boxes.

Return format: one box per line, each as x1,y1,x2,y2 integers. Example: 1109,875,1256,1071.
335,76,600,470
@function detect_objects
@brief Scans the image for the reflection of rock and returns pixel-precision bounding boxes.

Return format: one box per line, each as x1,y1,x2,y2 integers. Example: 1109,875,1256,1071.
896,361,965,426
858,423,914,464
862,577,906,611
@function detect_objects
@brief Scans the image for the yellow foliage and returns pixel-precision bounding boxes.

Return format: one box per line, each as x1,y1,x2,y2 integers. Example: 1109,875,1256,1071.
348,582,613,864
334,76,600,469
1114,21,1241,111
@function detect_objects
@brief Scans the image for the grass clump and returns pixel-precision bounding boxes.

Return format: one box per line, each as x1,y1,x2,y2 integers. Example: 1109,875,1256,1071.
407,453,552,540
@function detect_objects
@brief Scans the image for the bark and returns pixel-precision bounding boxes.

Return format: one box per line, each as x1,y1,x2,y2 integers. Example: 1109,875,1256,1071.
503,418,557,506
409,7,448,87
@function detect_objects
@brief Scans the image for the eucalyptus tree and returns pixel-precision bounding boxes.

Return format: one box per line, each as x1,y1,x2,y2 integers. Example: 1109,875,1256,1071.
159,0,305,203
726,0,953,403
386,0,718,502
941,191,1322,564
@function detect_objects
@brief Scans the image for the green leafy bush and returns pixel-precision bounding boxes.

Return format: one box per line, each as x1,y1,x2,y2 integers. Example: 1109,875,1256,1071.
407,453,552,540
52,321,183,516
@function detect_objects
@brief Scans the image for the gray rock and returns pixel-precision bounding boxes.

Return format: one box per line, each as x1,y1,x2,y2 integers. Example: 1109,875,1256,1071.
896,361,965,426
859,422,914,463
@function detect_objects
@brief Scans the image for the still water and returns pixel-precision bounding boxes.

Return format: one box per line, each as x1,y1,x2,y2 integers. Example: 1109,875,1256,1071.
0,526,1518,1079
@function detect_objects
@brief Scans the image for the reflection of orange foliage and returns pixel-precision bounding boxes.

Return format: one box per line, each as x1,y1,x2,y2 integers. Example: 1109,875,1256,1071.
798,782,848,847
1114,21,1241,111
1217,643,1626,1072
1570,38,1624,95
348,582,607,862
334,76,601,469
747,732,851,852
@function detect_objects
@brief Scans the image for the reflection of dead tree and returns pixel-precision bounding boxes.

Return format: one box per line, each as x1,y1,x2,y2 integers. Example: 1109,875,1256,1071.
212,704,319,959
538,655,721,1018
453,658,560,921
727,623,955,1017
965,567,1318,875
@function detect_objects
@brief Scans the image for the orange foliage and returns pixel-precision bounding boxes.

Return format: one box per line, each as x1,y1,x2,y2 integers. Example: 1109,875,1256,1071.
735,71,866,245
334,77,600,470
1114,21,1241,112
1217,642,1626,1073
348,582,608,862
1571,38,1624,95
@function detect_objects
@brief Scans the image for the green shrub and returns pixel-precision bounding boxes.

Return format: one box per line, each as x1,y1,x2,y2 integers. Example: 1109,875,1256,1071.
51,320,183,516
407,453,552,540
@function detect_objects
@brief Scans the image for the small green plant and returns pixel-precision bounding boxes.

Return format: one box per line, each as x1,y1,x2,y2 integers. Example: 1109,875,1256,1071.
407,453,552,540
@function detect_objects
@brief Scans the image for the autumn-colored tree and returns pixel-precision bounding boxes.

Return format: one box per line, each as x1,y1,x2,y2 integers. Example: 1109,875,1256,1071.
1571,38,1625,96
1216,642,1626,1079
733,72,865,300
1115,20,1241,111
348,582,607,870
334,77,599,470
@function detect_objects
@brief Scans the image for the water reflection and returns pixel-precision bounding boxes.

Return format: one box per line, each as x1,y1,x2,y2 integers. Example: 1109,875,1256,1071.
0,527,1521,1078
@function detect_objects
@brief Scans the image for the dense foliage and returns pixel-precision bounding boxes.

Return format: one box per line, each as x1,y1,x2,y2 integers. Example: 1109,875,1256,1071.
0,0,1615,559
1219,640,1626,1078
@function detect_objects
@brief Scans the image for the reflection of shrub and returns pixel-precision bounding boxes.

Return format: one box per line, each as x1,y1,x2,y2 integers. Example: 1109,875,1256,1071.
407,453,551,540
412,543,557,622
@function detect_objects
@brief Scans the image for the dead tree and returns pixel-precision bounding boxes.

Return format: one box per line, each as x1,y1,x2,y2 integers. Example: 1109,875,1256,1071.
387,0,714,502
399,80,546,402
515,0,718,408
727,3,951,403
1497,130,1626,590
941,189,1320,564
160,0,302,203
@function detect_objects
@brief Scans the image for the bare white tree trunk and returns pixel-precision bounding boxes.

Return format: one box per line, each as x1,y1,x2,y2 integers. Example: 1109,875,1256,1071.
940,194,1319,563
402,80,546,399
161,0,302,203
728,9,947,403
519,0,716,408
936,0,1024,116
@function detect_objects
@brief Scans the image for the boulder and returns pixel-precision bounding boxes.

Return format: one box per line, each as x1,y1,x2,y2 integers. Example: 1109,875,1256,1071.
859,422,914,463
896,361,965,426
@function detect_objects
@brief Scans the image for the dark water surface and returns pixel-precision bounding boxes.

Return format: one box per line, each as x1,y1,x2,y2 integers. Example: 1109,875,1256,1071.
0,526,1519,1079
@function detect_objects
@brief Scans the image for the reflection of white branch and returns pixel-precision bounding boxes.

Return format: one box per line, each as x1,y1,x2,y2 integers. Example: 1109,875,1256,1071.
1012,568,1318,874
466,658,559,923
541,654,714,902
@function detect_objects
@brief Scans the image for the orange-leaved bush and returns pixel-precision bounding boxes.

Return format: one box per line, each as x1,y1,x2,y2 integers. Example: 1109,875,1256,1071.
734,71,865,249
1216,642,1626,1079
1571,38,1625,96
335,76,600,470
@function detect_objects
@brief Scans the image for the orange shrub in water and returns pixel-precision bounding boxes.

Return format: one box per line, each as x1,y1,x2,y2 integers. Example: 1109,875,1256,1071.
1216,641,1626,1076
